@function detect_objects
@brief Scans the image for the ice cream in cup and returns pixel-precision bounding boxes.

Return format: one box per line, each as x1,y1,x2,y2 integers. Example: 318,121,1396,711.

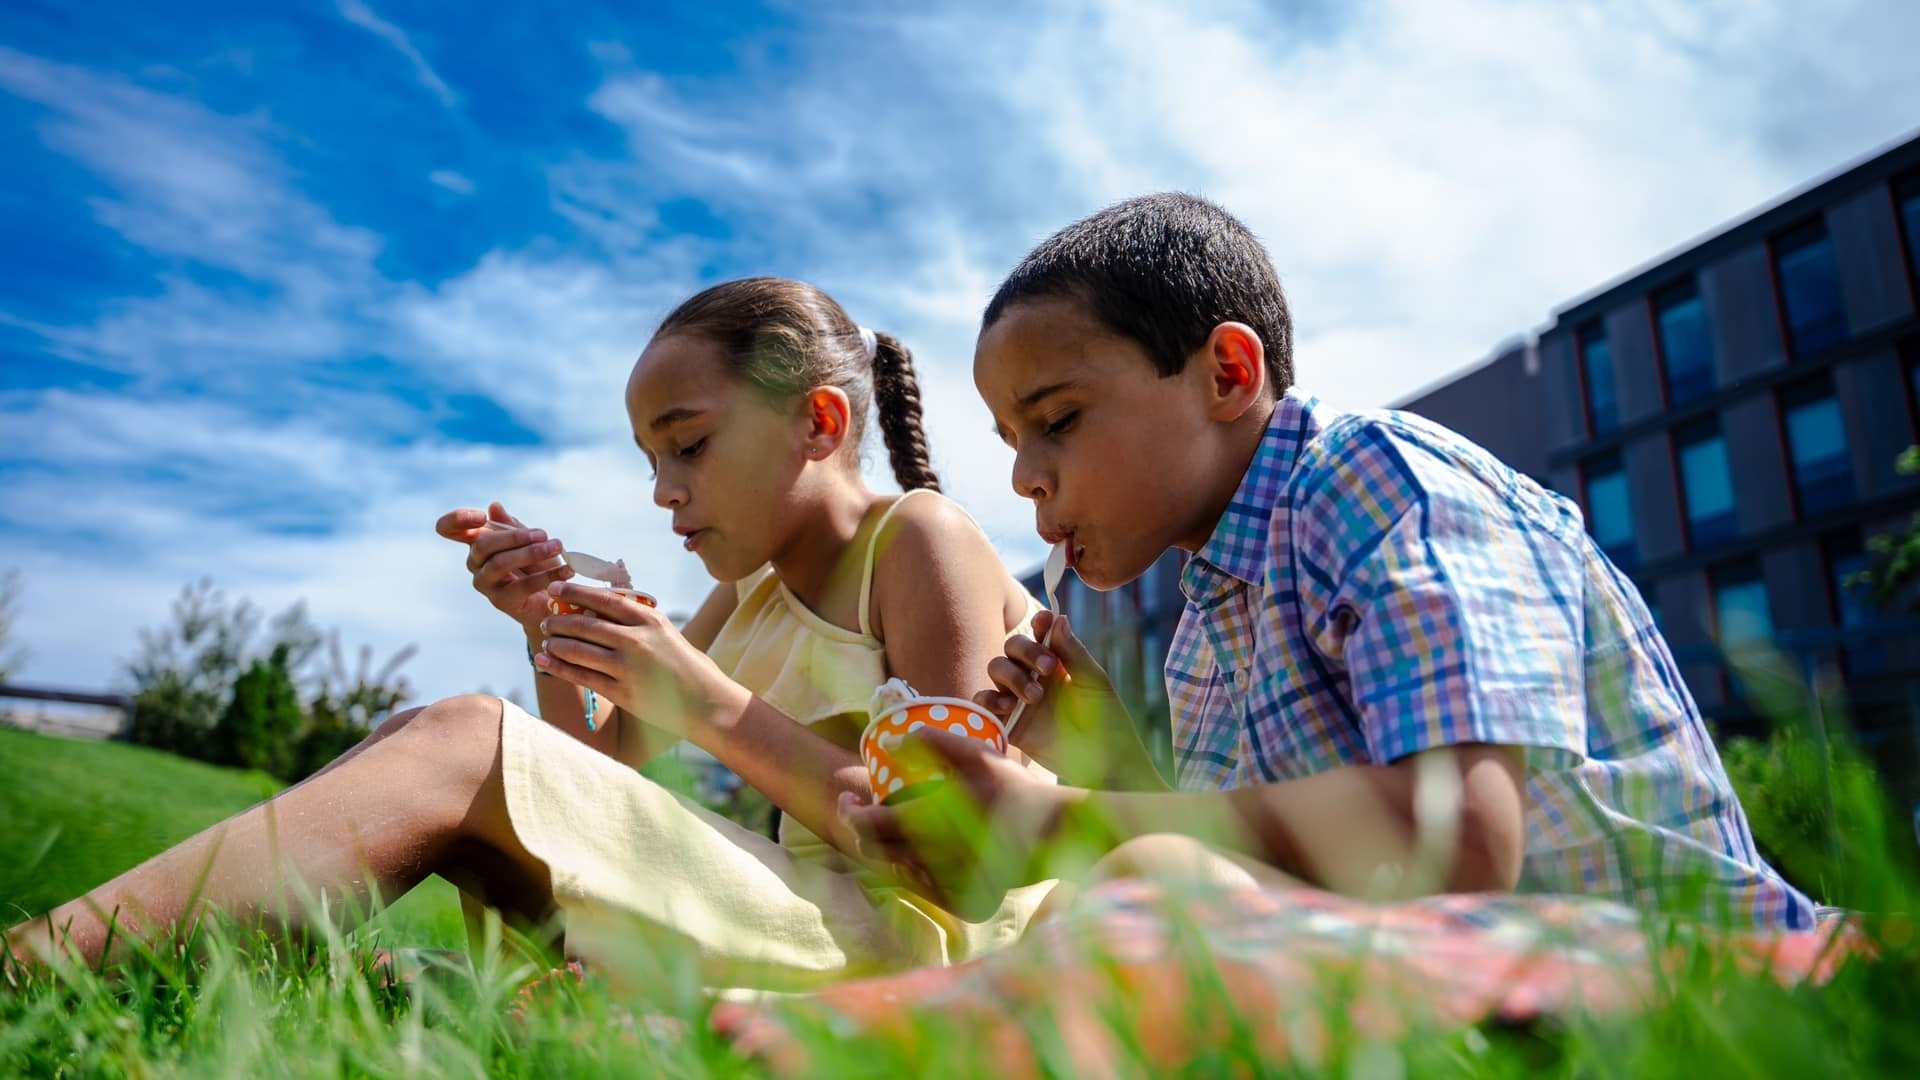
547,586,656,617
860,678,1009,804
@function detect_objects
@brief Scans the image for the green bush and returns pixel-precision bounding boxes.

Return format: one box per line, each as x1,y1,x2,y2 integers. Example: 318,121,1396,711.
211,646,304,779
1857,446,1920,612
118,580,416,782
127,669,219,760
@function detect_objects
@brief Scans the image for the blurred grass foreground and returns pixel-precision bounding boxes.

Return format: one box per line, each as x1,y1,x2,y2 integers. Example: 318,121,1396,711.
4,650,1920,1077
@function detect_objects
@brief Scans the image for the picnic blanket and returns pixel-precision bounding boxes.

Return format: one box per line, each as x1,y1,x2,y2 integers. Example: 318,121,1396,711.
707,880,1862,1074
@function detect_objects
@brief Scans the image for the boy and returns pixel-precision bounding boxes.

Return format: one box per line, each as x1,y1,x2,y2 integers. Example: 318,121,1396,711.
843,192,1815,929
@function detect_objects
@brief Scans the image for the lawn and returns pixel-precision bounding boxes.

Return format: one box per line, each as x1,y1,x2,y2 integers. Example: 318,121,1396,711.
0,726,466,950
3,723,1918,1077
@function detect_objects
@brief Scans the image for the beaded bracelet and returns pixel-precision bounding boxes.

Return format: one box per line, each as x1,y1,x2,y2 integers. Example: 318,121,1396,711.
528,644,600,731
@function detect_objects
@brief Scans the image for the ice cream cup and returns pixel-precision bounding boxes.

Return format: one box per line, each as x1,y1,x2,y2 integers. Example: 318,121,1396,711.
860,696,1008,805
548,586,656,618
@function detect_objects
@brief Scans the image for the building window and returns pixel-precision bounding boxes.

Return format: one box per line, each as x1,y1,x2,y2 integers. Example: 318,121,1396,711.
1578,321,1617,435
1711,558,1772,702
1653,278,1715,405
1897,172,1920,303
1823,530,1886,677
1063,577,1090,630
1675,417,1737,547
1772,218,1847,356
1141,623,1168,708
1712,559,1773,647
1581,451,1636,569
1781,377,1855,517
1135,558,1160,616
1109,625,1142,710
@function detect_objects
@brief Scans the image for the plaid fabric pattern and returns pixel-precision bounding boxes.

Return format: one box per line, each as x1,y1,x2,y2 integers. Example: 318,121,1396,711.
1167,390,1816,930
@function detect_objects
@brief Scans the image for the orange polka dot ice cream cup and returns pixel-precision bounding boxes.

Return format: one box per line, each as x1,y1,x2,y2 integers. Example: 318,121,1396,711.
548,586,656,617
860,696,1008,805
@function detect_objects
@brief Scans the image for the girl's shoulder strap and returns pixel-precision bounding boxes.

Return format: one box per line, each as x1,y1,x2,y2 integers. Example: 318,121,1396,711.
857,487,941,638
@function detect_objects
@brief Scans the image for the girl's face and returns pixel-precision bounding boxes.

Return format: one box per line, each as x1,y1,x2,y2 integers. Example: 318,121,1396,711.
626,332,810,581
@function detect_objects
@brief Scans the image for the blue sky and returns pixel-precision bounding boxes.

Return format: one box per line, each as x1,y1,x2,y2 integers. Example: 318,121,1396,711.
3,0,1918,708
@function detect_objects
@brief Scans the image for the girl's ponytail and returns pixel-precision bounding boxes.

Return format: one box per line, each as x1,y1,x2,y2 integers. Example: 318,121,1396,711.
868,331,941,492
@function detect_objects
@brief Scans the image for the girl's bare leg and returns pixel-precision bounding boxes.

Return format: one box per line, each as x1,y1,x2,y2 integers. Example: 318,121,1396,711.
3,695,552,971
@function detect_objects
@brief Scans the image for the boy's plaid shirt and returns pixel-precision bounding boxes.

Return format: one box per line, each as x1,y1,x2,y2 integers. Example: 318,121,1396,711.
1166,390,1815,929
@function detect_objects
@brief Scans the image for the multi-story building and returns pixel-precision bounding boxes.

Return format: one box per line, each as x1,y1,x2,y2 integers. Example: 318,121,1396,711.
1518,132,1920,775
1025,131,1920,794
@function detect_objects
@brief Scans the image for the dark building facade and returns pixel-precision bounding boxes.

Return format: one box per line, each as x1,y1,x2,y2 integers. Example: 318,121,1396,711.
1518,132,1920,770
1024,131,1920,792
1395,338,1552,486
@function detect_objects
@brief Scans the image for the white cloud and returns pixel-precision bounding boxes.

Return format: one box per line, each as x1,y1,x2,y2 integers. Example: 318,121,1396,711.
0,393,712,708
6,0,1920,709
428,169,475,195
334,0,459,109
0,47,382,381
383,250,696,439
664,0,1920,562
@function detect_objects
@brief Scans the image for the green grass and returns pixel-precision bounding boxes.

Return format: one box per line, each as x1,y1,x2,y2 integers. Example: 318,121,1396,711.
0,726,465,949
4,719,1920,1077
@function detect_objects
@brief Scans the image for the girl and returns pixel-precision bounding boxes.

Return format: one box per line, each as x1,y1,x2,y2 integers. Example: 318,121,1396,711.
6,278,1051,989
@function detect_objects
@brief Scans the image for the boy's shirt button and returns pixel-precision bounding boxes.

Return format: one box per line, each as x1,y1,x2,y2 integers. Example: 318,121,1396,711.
1233,670,1249,690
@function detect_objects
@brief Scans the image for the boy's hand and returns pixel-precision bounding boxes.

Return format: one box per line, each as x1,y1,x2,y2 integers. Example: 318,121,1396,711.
838,728,1073,922
533,581,745,737
436,502,574,632
981,612,1137,782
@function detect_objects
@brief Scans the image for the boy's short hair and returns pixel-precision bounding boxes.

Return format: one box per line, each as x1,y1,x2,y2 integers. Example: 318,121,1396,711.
983,192,1293,392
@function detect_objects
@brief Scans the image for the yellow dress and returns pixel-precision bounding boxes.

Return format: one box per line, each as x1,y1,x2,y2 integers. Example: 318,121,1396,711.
490,489,1053,989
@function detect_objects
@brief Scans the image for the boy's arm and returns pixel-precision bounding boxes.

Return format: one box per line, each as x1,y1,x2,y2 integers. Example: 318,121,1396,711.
842,730,1525,913
1060,742,1528,895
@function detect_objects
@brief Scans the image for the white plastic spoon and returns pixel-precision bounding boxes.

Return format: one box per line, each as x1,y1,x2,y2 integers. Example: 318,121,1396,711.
559,550,632,589
1004,541,1068,737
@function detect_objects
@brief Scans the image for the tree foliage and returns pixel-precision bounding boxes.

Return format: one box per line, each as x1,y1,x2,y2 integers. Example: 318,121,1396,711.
1856,446,1920,612
212,645,304,778
127,580,282,752
124,579,414,782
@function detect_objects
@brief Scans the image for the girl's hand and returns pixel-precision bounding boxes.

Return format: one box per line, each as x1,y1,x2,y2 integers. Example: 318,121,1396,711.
435,502,573,632
534,581,744,738
978,612,1132,774
838,728,1072,922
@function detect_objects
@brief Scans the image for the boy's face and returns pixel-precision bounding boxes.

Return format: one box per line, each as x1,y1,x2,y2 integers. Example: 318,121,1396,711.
974,296,1240,591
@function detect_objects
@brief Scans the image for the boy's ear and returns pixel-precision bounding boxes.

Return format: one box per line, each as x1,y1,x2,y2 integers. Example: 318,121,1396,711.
802,386,854,457
1197,322,1266,421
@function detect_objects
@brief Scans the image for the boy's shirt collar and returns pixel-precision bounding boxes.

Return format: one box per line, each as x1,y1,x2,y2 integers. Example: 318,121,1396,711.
1181,389,1326,605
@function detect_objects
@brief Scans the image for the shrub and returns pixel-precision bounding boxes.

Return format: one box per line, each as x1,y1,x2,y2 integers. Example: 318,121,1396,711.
211,646,304,779
127,670,218,761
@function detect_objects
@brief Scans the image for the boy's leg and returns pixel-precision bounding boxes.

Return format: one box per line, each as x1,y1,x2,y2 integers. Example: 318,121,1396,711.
3,694,552,971
1031,833,1307,925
